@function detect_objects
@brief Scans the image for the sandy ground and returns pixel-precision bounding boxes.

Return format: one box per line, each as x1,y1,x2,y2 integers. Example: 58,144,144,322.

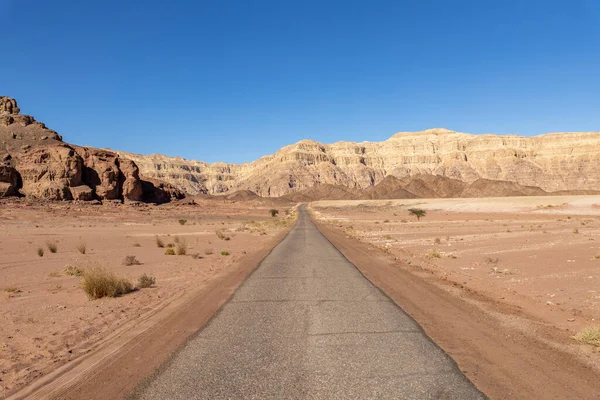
311,196,600,362
0,197,295,398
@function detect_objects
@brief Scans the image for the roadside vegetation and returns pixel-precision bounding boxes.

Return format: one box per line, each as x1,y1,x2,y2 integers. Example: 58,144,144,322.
408,208,426,220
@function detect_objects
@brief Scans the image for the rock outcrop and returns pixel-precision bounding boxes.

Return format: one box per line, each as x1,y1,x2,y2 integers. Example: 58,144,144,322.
0,97,183,203
119,128,600,197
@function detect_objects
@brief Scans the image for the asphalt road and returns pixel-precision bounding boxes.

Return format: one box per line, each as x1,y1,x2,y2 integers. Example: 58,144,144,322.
135,207,485,400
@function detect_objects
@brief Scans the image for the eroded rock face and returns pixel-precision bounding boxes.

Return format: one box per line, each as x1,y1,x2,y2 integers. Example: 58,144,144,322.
0,96,20,115
0,97,181,203
0,164,20,197
119,128,600,196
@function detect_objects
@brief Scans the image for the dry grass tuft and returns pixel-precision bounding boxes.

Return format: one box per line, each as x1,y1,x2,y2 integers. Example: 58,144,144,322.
132,242,141,247
434,237,441,244
81,267,133,300
4,287,20,293
76,243,87,254
427,251,442,259
215,230,231,241
64,265,84,276
47,241,58,253
165,248,176,255
123,255,141,266
137,273,156,288
204,248,214,255
485,257,500,264
574,326,600,347
490,267,514,275
175,241,187,255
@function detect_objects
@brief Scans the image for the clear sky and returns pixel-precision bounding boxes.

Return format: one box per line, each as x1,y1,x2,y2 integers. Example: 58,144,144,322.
1,0,599,163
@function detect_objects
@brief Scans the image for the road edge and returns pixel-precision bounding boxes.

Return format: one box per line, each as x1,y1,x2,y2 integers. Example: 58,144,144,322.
313,215,600,400
7,220,297,400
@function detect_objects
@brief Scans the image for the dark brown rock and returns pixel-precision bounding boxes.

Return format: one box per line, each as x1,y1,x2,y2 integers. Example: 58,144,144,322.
0,164,20,197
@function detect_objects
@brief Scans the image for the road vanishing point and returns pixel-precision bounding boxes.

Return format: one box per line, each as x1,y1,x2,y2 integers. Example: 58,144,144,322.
135,207,485,400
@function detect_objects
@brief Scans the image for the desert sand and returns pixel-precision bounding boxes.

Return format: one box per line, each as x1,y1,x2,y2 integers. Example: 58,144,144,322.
0,197,295,398
311,195,600,355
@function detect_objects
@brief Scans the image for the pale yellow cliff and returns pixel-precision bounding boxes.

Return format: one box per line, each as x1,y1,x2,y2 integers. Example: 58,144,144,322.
116,128,600,197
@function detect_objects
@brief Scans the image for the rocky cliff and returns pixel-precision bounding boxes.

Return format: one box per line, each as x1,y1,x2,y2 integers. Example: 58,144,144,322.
0,97,183,202
118,128,600,197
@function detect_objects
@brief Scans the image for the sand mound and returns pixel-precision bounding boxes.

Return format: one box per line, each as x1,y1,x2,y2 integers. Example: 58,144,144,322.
223,190,261,201
460,179,547,198
359,176,418,200
282,184,359,202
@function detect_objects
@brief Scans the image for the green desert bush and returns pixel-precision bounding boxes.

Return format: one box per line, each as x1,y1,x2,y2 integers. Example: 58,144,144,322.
81,267,133,300
408,208,427,221
165,248,176,255
220,251,230,256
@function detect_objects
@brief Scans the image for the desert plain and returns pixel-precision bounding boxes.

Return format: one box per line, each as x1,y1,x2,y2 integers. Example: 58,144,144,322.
0,196,295,398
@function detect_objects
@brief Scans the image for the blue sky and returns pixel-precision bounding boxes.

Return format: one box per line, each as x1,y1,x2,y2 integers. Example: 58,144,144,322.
1,0,599,163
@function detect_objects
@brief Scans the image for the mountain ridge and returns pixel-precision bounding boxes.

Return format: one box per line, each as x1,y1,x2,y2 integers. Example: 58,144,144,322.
116,128,600,197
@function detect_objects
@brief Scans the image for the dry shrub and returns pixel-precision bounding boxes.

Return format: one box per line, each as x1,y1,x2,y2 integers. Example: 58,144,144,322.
137,273,156,288
64,265,84,276
76,243,86,254
574,326,600,347
4,287,20,293
156,236,165,248
215,230,230,241
175,240,187,255
204,248,214,255
81,267,133,300
123,255,141,266
427,251,441,259
37,248,44,257
179,219,187,225
133,242,141,247
47,241,58,253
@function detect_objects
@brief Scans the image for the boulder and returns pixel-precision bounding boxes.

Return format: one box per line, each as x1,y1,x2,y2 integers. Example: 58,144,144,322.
70,185,95,201
119,159,144,201
0,164,20,197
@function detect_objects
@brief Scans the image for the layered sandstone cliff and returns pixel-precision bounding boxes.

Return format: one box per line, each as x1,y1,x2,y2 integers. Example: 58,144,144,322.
118,128,600,197
0,97,183,202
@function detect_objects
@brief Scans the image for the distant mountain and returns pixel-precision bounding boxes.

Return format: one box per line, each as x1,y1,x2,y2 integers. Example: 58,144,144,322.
118,127,600,197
